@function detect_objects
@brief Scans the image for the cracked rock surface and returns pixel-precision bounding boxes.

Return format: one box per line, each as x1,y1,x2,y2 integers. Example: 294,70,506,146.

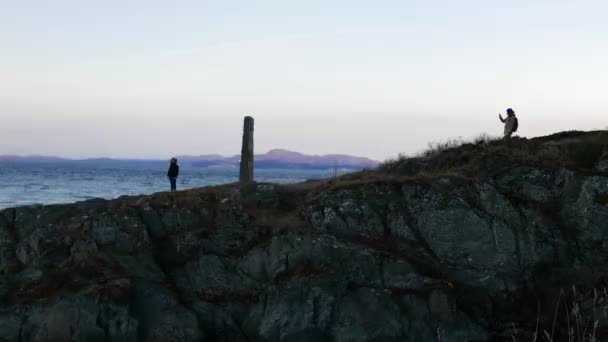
2,141,608,341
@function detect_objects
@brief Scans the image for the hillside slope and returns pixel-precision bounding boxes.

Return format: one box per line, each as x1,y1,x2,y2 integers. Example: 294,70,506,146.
1,131,607,341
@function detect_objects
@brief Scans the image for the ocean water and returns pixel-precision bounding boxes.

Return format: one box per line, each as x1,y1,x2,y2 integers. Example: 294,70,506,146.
0,161,337,209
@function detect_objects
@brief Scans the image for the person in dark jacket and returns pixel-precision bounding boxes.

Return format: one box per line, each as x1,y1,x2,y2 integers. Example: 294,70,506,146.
167,158,179,191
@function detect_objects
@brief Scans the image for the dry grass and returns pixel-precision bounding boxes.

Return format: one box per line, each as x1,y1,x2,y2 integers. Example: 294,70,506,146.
421,137,470,158
13,255,127,305
380,130,608,179
510,285,608,342
195,288,259,305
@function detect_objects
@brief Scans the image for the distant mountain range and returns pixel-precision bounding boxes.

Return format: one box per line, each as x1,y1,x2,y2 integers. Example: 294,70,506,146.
0,155,66,162
180,149,379,170
0,149,379,170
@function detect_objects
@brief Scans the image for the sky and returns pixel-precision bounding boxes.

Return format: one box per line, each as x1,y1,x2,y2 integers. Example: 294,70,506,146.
1,0,607,161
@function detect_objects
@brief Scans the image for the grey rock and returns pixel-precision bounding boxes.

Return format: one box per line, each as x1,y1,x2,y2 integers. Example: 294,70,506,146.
130,281,203,341
2,157,608,341
244,279,337,340
91,223,117,245
597,157,608,173
69,239,98,263
0,311,23,342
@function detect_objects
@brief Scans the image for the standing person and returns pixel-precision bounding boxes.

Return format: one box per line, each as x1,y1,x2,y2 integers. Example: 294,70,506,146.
167,158,179,192
499,108,518,138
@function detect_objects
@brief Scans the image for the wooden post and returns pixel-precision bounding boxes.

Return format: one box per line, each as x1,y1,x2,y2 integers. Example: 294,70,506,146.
239,116,254,182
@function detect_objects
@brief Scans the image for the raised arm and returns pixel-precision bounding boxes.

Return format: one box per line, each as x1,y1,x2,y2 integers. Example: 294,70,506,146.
498,114,506,123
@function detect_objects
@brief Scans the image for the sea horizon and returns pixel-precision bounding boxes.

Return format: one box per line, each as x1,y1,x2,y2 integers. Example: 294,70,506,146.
0,160,358,210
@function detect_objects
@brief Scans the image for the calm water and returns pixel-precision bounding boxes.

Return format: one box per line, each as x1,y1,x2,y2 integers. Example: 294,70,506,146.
0,161,336,209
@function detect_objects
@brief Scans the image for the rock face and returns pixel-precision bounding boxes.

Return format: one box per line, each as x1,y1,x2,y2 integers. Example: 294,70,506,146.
2,135,608,341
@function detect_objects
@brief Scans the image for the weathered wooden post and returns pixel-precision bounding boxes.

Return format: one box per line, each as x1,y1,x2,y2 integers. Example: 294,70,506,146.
239,116,254,182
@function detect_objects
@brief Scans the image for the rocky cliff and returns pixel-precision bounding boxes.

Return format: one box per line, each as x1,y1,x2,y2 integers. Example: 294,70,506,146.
1,131,608,341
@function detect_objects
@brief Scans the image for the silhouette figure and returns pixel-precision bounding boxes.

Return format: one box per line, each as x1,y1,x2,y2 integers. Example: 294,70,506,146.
167,158,179,191
499,108,518,138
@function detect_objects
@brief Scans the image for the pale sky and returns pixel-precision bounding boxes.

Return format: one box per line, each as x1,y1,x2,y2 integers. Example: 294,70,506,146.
1,0,607,160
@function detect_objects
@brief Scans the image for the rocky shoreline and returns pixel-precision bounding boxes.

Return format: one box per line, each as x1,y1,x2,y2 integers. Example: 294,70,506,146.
1,132,608,341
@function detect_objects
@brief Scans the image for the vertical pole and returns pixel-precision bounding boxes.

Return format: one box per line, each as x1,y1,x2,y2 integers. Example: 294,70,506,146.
239,116,254,183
